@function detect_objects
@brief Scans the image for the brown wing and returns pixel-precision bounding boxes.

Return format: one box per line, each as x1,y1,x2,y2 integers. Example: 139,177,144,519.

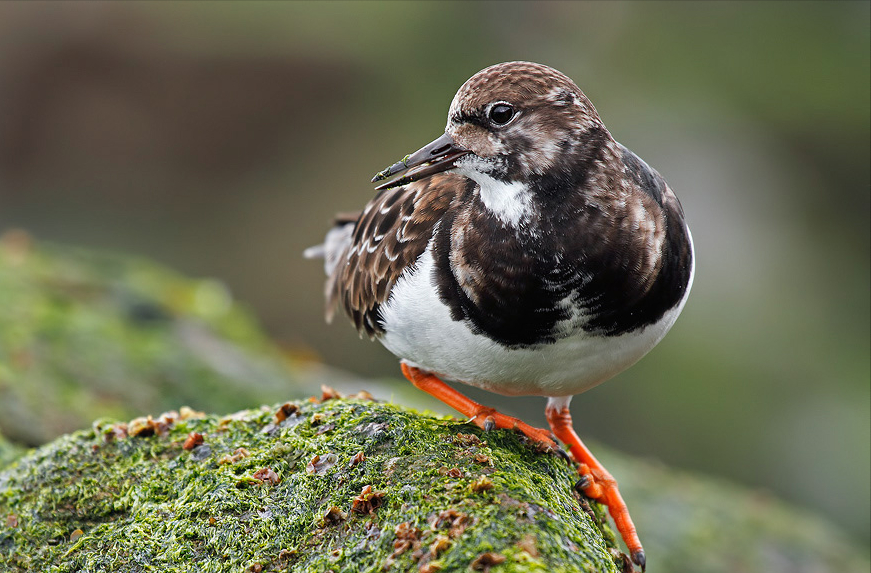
327,173,468,338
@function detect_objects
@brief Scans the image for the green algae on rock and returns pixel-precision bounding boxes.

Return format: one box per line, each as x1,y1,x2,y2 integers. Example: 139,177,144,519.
0,397,622,573
0,231,317,447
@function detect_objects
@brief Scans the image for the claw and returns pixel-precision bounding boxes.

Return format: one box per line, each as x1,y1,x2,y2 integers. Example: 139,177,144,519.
483,415,496,432
555,445,572,464
575,473,593,491
632,549,646,572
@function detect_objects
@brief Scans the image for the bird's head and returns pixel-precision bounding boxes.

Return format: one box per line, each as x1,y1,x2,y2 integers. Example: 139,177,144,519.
373,61,607,190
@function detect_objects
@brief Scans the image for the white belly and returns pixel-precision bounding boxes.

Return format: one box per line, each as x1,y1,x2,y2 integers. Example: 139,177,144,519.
378,242,693,397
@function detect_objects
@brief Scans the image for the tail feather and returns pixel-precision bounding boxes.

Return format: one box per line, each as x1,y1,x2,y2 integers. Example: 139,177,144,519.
303,245,326,259
305,211,361,322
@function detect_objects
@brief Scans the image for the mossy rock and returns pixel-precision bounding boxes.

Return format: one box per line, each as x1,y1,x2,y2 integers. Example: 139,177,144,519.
0,397,624,573
0,231,319,447
2,398,868,573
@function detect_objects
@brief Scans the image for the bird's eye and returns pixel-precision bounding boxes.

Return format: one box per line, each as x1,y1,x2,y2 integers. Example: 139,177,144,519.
488,103,515,126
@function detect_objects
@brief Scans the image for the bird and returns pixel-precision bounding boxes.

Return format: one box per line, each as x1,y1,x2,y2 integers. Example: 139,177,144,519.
305,61,694,571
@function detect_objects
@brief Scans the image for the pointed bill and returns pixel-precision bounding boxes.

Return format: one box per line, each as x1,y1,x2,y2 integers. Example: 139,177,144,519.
372,133,469,190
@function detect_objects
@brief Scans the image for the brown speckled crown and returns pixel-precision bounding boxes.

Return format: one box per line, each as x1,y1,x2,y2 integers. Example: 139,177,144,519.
453,62,591,109
449,62,601,128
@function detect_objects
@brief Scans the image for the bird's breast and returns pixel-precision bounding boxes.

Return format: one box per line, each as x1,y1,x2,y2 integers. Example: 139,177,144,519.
378,242,692,396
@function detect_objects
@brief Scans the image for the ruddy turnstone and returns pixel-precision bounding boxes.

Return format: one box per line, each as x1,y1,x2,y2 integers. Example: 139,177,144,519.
306,61,694,570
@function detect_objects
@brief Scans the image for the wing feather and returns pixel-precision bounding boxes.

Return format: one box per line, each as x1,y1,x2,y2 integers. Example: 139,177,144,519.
323,173,467,338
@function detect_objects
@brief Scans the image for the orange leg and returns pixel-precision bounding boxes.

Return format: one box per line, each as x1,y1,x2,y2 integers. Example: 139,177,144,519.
400,363,557,448
546,401,645,571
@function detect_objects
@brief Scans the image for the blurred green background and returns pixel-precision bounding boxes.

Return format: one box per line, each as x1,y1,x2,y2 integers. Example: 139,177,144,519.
0,0,867,546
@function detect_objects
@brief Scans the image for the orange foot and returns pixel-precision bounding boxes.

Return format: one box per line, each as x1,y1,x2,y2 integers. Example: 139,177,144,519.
400,363,557,449
546,400,645,571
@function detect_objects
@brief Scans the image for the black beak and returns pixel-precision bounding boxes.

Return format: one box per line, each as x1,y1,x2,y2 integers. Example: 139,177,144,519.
371,132,470,190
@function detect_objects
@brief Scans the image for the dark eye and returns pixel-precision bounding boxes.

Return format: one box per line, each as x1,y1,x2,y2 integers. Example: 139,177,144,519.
488,103,514,126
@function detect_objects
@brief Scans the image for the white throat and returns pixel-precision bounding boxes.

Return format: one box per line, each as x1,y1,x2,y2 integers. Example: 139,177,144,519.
455,161,533,227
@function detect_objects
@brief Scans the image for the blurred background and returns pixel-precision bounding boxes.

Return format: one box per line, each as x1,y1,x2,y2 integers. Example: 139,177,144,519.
0,0,867,546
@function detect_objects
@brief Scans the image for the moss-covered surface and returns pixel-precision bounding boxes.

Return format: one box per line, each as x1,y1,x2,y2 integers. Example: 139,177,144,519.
0,397,623,573
0,231,318,447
